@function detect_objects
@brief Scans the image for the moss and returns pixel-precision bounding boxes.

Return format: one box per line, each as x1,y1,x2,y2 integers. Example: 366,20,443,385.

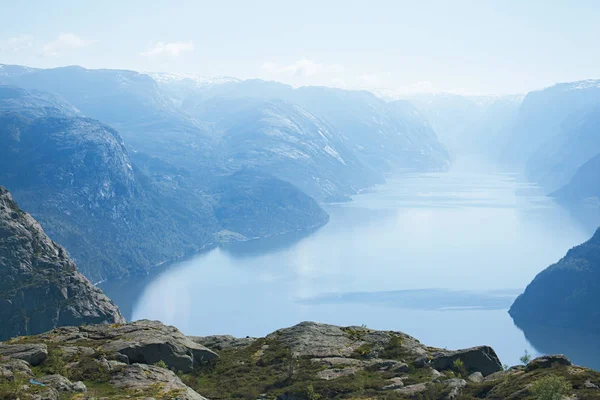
341,327,368,341
379,334,408,360
352,344,374,359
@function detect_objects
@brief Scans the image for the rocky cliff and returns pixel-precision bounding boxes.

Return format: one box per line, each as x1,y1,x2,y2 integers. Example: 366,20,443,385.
2,320,599,399
510,228,600,333
0,186,124,340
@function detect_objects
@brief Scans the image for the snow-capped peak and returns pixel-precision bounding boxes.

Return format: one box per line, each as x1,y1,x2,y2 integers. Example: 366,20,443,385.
146,72,240,87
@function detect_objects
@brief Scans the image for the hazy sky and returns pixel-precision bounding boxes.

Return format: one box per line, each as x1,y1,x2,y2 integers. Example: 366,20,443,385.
1,0,599,95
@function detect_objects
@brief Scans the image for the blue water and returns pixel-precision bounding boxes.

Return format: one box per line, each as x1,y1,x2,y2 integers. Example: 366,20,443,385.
103,158,596,368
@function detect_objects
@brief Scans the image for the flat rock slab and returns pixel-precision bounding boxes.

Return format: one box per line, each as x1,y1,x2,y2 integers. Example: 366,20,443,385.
266,321,427,361
48,320,218,373
0,343,48,366
382,377,405,390
189,335,256,350
395,382,429,395
316,367,359,380
526,355,572,371
111,363,208,400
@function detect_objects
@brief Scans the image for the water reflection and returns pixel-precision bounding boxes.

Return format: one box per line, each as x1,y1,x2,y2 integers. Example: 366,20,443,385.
515,322,600,371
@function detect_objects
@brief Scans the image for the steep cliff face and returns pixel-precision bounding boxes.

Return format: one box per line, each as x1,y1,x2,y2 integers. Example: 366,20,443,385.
0,85,218,281
510,228,600,333
0,186,124,340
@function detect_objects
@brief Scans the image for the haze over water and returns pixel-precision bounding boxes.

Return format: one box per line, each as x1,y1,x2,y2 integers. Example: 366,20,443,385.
104,157,594,367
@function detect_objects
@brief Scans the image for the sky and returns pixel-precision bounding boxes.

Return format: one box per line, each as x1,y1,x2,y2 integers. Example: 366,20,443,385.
1,0,599,96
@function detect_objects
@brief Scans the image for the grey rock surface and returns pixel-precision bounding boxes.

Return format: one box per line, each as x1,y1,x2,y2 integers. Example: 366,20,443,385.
0,343,48,366
111,363,208,400
430,346,503,376
0,186,124,340
526,354,572,371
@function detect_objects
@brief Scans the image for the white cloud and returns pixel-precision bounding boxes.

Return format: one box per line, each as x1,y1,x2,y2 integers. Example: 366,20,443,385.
140,41,194,57
0,35,34,52
358,73,381,87
42,33,95,57
261,58,344,79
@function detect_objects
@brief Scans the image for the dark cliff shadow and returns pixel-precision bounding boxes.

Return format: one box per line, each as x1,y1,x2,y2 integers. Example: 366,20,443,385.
514,320,600,371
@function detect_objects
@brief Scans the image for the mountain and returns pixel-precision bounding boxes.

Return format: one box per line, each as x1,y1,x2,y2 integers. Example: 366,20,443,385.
0,185,124,340
553,152,600,206
0,64,215,173
0,85,328,281
290,87,451,175
177,79,451,199
0,85,218,281
186,96,378,201
526,104,600,192
510,228,600,333
2,320,598,399
0,65,450,203
498,80,600,191
212,170,328,238
407,93,523,158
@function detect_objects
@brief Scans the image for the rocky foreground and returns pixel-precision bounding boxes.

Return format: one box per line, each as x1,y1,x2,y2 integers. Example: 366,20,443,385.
1,320,600,399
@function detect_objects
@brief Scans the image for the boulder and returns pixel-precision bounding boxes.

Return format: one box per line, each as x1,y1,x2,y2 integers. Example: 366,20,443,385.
413,355,430,368
111,363,208,400
0,359,34,377
37,375,75,392
395,382,429,395
467,371,484,383
83,320,218,373
72,381,87,392
382,377,405,390
431,368,442,380
430,346,502,376
526,355,572,371
445,378,467,399
584,380,599,389
267,322,355,358
0,343,48,366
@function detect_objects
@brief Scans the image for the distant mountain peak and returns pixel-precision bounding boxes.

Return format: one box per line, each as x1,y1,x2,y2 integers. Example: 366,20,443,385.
146,71,240,87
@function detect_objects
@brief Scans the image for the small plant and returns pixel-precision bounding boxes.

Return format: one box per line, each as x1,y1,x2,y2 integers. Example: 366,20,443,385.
154,360,168,369
520,350,532,365
352,343,373,359
452,358,467,377
380,334,405,359
503,363,510,371
38,348,67,377
306,384,322,400
529,374,572,400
